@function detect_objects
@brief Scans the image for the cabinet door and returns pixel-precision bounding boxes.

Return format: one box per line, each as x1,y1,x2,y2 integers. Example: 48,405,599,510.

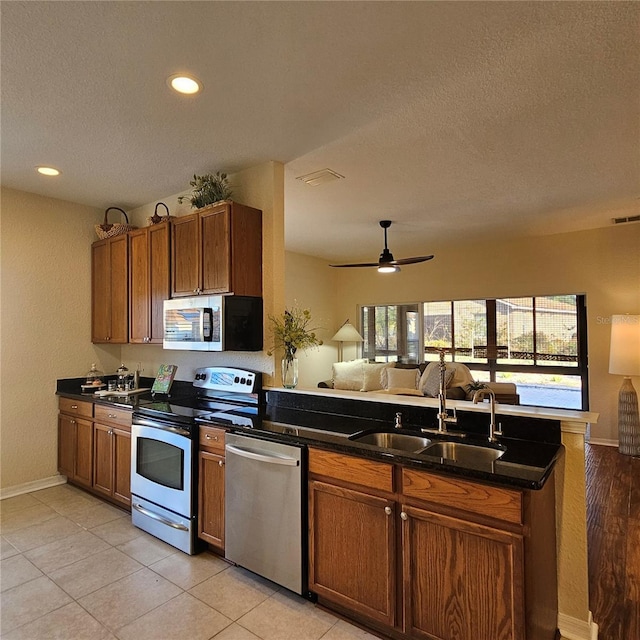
309,480,396,627
109,234,129,343
148,222,170,343
171,213,200,297
74,418,94,488
128,228,150,343
91,240,110,342
201,205,230,294
113,428,131,506
58,414,76,478
198,450,225,549
93,424,113,497
402,505,525,640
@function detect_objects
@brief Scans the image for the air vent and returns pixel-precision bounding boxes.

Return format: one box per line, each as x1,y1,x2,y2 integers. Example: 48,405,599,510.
612,215,640,225
295,168,345,186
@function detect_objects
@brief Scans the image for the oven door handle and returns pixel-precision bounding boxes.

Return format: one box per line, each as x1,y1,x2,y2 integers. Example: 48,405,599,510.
132,503,189,531
225,443,299,466
132,418,190,437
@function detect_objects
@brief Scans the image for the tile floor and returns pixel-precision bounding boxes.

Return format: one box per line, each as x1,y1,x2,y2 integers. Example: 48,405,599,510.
1,484,378,640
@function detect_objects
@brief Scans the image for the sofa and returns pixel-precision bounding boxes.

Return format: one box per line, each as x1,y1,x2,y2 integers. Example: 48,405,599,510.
318,359,520,405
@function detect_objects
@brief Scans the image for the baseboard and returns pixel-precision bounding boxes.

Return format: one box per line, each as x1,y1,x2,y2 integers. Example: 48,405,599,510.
587,437,618,447
0,475,67,500
558,611,598,640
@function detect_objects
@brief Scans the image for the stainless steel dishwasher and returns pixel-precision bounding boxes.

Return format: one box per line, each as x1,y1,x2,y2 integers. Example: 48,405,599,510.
224,432,306,595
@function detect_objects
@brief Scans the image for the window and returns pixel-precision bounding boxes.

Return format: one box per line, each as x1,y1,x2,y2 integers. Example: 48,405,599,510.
361,294,588,410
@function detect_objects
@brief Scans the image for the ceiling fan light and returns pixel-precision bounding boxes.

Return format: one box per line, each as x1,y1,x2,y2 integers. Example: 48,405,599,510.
378,264,400,273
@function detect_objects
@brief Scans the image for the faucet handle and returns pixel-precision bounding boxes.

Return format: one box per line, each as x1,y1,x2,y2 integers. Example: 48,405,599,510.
494,422,504,438
394,412,402,429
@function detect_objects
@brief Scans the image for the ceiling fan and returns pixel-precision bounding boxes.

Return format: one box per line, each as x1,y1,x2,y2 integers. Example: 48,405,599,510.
329,220,434,273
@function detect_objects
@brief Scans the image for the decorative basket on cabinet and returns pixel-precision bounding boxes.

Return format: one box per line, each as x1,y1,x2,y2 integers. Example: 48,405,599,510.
95,207,136,239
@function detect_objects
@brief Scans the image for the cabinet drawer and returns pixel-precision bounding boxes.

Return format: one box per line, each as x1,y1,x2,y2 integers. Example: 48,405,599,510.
58,397,93,419
309,449,393,493
199,426,226,452
94,404,132,429
402,468,523,525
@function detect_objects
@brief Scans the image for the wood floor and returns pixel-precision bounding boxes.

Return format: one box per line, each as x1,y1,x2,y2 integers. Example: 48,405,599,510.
586,443,640,640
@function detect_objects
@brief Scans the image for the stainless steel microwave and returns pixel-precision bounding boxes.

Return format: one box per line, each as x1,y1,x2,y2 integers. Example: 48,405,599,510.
163,295,262,351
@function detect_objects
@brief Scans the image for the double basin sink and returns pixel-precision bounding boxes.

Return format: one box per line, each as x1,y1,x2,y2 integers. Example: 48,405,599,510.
350,430,505,466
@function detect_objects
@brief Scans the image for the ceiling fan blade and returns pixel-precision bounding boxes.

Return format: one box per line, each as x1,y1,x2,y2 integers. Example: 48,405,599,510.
390,255,435,266
329,262,379,268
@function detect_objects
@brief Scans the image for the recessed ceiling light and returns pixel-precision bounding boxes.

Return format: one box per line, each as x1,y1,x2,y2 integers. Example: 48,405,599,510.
36,166,61,176
167,74,202,95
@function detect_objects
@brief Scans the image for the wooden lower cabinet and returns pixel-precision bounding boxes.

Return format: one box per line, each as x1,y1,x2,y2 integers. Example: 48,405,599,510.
401,505,524,640
308,448,557,640
198,426,226,551
93,423,131,508
58,413,93,487
309,480,396,627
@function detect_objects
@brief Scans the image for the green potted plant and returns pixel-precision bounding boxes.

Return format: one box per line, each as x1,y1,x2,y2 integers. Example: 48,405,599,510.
177,172,233,209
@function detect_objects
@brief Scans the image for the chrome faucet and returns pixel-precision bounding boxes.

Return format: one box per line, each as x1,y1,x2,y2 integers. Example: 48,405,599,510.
472,387,503,443
422,351,457,435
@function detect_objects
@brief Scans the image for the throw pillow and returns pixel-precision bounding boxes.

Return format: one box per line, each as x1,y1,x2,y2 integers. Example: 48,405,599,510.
419,363,454,397
361,362,394,391
385,367,420,390
332,359,366,391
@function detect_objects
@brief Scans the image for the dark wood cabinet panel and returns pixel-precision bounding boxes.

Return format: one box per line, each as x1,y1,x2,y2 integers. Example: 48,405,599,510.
129,223,170,343
171,202,261,298
58,413,93,488
113,428,131,507
198,450,225,549
91,235,128,343
93,424,113,497
402,505,524,640
309,480,396,627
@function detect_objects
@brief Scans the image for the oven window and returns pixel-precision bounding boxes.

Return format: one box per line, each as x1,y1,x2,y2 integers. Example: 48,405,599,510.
137,437,184,491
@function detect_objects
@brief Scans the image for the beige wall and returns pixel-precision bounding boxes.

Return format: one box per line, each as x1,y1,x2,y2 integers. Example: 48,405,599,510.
0,188,121,490
0,162,285,491
308,223,639,444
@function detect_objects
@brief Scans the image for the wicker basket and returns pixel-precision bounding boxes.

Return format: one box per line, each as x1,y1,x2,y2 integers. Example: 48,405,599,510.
95,207,136,239
147,202,175,226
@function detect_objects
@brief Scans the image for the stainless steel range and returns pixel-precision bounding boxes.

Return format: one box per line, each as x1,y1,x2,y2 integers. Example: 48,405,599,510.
131,366,262,554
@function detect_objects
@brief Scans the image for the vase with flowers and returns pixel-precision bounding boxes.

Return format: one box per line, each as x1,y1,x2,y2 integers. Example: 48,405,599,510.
268,305,323,388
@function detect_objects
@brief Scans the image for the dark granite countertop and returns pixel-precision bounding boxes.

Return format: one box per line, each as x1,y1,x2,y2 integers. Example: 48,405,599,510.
57,378,563,490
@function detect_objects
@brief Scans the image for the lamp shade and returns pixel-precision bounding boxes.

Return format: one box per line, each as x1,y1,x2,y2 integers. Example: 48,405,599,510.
332,321,364,343
609,315,640,376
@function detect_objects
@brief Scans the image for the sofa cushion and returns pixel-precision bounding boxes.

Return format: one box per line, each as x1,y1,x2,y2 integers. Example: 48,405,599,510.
420,365,454,397
361,362,395,391
332,359,366,391
384,367,420,390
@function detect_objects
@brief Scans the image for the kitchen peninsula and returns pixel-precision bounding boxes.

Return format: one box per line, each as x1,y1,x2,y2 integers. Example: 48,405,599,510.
266,385,597,640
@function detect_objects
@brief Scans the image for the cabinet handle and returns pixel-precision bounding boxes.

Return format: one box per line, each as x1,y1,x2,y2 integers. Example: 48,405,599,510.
108,430,114,435
70,419,76,424
218,459,225,467
205,434,218,441
384,506,392,516
70,404,78,409
108,414,117,419
400,512,408,521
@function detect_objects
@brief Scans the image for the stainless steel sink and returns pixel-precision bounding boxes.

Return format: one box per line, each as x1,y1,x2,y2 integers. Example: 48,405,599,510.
421,441,505,465
350,432,432,453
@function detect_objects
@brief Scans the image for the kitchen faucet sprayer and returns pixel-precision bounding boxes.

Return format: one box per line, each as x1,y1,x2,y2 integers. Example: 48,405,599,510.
472,387,503,443
422,350,458,435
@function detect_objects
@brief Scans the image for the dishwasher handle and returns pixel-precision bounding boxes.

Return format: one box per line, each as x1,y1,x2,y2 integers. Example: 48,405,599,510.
225,443,300,467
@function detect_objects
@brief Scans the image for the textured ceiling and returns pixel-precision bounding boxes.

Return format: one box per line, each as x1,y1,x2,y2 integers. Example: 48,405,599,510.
1,1,638,263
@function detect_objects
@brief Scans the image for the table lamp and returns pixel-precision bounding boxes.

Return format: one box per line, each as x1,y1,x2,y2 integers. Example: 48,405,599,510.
332,320,364,362
609,314,640,455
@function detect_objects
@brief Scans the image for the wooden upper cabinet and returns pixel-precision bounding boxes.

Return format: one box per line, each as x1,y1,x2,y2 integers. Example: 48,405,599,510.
92,234,128,343
171,213,200,297
129,223,170,343
171,202,262,298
